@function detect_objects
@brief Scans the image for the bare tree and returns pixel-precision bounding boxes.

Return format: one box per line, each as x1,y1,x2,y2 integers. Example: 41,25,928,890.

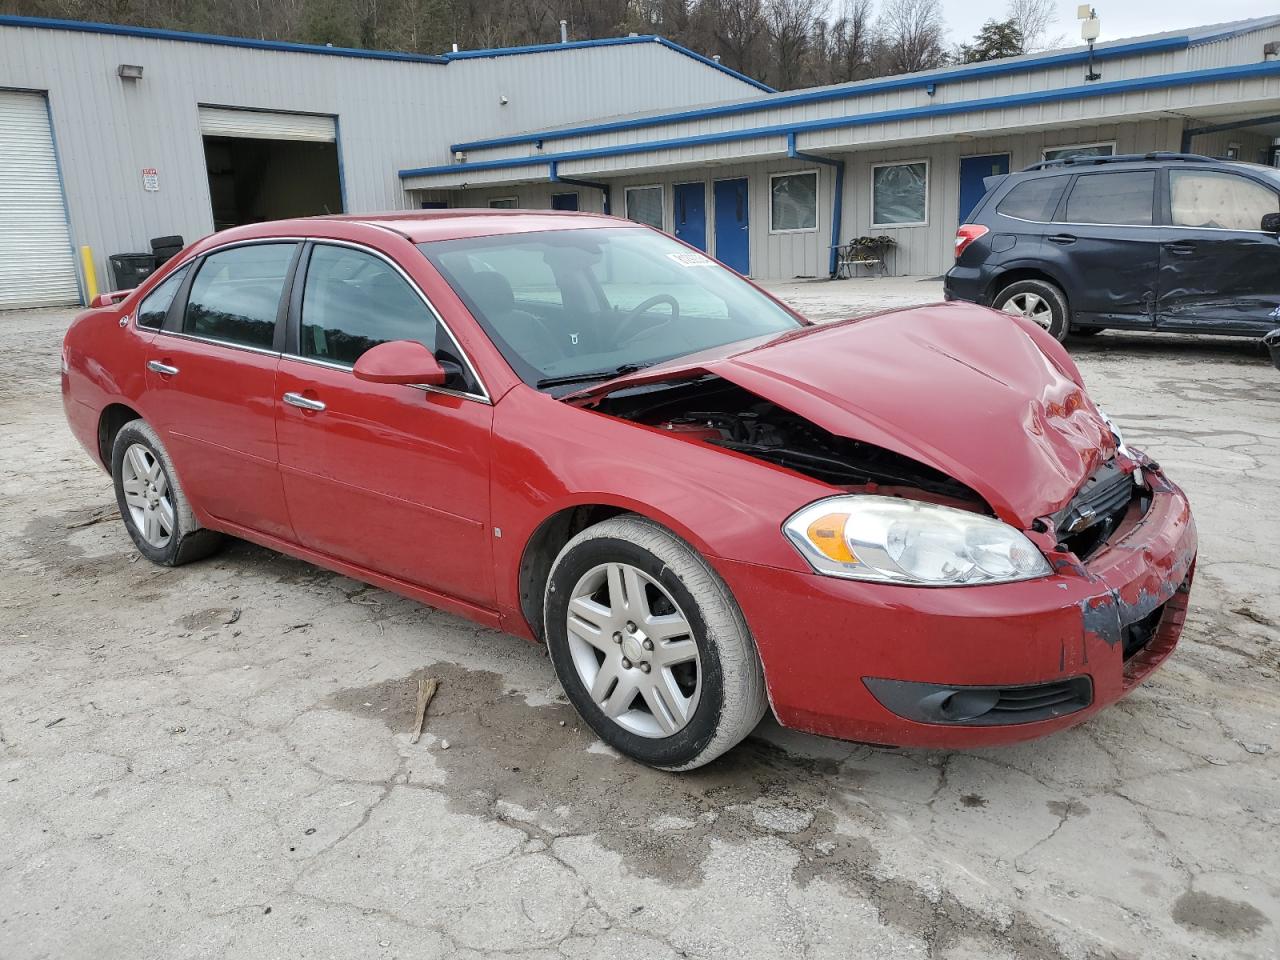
827,0,874,83
705,0,767,81
765,0,821,90
1007,0,1064,52
876,0,947,75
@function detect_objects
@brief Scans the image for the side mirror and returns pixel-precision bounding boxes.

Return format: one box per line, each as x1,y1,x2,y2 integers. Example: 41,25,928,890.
353,340,447,386
91,290,131,308
1261,212,1280,234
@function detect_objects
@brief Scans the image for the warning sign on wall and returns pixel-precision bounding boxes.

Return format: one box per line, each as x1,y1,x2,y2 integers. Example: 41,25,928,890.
141,168,159,192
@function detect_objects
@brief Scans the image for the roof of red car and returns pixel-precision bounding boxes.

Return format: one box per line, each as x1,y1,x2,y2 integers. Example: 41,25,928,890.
324,209,627,243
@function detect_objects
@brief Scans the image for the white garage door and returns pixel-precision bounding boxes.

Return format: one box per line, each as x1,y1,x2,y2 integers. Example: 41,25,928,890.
198,106,336,142
0,91,80,309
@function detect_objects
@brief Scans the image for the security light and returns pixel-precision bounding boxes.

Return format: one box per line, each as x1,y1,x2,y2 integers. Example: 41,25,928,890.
117,64,143,81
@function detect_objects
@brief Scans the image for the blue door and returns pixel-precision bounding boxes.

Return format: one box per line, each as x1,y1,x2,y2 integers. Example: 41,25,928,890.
551,192,579,211
713,178,750,275
958,154,1009,222
673,182,707,251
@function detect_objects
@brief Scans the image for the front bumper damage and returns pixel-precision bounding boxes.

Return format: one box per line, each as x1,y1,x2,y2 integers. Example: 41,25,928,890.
715,462,1197,749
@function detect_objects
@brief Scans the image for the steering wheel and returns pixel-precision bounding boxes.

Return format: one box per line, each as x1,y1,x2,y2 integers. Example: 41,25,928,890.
615,294,680,346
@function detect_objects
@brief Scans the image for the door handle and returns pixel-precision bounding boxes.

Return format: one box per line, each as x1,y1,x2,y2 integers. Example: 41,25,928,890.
283,391,326,412
1163,241,1195,255
1047,234,1077,245
146,360,179,376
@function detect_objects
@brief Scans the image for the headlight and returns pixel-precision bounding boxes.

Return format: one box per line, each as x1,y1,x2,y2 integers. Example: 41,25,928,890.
783,496,1051,586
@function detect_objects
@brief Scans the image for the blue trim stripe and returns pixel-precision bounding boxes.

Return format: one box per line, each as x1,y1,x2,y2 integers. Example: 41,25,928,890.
450,34,1192,153
0,15,773,91
0,15,449,62
403,58,1280,180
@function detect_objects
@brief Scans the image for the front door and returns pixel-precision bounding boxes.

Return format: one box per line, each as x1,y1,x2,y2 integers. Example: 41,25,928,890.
1053,169,1160,328
713,178,750,275
146,241,298,539
674,182,708,252
275,242,495,607
1157,167,1280,334
959,154,1009,221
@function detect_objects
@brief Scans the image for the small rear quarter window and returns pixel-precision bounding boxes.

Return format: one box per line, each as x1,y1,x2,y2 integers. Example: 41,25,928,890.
996,177,1068,222
136,264,190,329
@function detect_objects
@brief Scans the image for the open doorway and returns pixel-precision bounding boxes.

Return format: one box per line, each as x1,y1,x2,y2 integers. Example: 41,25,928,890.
203,136,342,230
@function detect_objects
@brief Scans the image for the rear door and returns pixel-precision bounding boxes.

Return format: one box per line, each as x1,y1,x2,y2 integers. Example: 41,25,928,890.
1157,167,1280,334
146,241,298,539
1052,169,1160,329
275,241,495,607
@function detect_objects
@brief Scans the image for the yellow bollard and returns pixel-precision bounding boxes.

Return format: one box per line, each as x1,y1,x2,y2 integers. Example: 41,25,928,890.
79,245,99,303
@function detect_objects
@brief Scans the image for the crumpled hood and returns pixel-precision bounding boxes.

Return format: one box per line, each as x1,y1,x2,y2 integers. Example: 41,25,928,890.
569,301,1115,527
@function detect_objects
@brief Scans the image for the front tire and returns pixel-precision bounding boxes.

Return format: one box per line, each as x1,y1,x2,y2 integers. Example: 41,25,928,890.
111,419,223,566
993,278,1071,342
543,516,768,771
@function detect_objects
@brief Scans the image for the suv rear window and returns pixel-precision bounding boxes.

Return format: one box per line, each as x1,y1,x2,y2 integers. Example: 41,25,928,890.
1063,171,1155,225
996,176,1068,222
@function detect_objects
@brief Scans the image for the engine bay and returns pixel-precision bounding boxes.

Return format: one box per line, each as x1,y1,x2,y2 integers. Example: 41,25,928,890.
595,377,988,509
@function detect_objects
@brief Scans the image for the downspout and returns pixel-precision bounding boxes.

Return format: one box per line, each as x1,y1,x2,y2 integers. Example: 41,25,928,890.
787,133,844,279
549,161,612,215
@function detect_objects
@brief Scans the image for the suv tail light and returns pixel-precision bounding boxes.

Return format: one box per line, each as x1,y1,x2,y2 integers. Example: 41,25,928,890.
954,224,989,259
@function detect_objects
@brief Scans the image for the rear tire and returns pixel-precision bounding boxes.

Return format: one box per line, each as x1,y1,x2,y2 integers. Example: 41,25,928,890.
111,419,223,567
993,278,1070,342
543,516,768,771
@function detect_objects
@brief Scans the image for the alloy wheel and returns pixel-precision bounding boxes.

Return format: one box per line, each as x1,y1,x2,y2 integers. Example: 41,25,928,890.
1000,291,1054,329
120,443,175,548
565,562,701,738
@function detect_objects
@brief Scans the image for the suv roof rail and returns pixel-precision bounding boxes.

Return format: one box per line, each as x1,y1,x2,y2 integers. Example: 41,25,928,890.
1021,152,1220,172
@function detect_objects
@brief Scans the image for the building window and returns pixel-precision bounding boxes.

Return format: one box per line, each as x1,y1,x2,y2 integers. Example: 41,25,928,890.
769,171,818,232
488,197,518,208
625,185,664,229
1042,142,1115,162
871,161,928,227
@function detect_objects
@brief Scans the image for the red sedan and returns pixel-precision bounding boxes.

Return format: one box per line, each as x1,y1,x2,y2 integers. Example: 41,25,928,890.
61,212,1197,769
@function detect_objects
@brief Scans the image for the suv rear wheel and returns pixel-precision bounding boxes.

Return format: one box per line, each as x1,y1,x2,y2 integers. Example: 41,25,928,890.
993,279,1070,342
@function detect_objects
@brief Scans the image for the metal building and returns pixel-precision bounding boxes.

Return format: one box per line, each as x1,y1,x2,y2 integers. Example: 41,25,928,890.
3,14,1280,307
0,15,766,308
403,16,1280,281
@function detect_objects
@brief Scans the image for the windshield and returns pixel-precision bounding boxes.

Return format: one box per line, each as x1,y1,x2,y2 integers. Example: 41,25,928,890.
419,227,803,389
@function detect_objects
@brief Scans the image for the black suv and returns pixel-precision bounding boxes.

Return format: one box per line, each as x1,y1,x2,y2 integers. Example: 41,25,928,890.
944,153,1280,341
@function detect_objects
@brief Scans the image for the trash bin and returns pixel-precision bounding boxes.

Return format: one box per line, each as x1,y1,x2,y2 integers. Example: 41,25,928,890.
109,253,157,290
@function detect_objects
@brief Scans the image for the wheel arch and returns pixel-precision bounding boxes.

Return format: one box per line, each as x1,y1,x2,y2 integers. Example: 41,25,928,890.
515,497,721,642
98,403,143,469
986,265,1071,310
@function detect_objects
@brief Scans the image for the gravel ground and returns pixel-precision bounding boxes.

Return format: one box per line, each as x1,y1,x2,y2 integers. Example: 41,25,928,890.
1,281,1278,960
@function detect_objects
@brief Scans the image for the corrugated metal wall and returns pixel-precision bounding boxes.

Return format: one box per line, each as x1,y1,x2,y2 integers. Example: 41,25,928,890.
0,23,759,297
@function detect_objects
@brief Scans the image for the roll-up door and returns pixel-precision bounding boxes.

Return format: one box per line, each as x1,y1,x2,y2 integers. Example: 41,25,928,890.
198,107,336,143
0,91,79,309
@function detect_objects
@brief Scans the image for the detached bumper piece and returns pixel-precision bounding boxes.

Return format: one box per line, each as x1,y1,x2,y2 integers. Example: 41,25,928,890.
862,676,1093,726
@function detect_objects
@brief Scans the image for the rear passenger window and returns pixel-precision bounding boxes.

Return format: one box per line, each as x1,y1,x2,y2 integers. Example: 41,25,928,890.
136,264,189,329
996,177,1068,222
1064,171,1155,226
184,243,297,349
300,245,439,365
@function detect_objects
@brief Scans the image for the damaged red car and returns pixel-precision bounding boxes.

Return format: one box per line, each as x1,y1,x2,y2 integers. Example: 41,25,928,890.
61,212,1197,770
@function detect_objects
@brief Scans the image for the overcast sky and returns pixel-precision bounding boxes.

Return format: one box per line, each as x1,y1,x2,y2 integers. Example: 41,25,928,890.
936,0,1277,46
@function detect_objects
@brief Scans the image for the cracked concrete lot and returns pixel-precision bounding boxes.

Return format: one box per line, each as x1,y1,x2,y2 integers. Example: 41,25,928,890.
2,278,1278,960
